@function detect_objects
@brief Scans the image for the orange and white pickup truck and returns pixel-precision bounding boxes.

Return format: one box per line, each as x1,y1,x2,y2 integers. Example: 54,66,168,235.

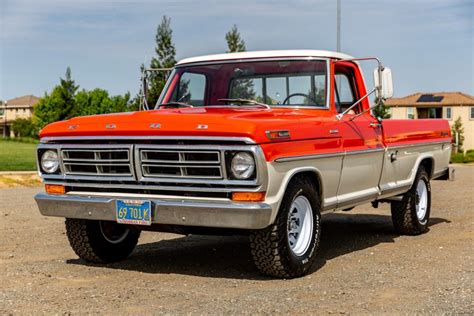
35,50,453,278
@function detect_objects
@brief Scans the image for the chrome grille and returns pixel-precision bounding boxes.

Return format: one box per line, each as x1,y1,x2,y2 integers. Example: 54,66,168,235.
61,147,133,177
39,140,266,194
139,148,222,179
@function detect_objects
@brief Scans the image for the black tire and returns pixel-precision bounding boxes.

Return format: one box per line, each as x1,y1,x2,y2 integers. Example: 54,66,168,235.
65,218,140,263
249,176,321,278
391,166,431,235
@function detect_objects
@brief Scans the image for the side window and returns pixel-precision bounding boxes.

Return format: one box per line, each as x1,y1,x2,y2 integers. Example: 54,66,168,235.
335,74,354,104
171,72,206,106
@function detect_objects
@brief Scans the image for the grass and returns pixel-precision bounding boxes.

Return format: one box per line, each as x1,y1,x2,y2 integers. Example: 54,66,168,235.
450,151,474,164
0,139,38,171
0,175,42,187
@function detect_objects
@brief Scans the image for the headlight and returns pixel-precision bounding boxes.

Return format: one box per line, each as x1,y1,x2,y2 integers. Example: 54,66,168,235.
230,152,255,179
41,150,60,173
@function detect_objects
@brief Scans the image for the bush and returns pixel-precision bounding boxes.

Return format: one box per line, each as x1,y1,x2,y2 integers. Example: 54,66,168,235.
11,118,36,138
450,153,465,163
465,151,474,163
450,152,474,164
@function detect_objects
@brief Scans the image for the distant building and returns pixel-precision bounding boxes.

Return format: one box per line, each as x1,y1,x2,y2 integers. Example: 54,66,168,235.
386,92,474,151
0,95,40,137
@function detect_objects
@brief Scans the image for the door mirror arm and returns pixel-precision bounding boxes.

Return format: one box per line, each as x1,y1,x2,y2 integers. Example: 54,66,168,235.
336,87,376,121
334,57,392,122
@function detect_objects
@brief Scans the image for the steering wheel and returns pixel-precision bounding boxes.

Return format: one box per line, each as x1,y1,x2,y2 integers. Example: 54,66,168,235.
282,93,319,106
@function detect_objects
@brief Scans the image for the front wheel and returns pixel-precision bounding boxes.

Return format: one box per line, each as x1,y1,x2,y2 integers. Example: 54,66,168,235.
391,166,431,235
250,176,321,278
65,219,140,263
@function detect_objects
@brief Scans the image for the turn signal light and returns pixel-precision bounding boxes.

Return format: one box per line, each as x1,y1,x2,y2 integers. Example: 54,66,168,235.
45,184,66,195
232,191,266,202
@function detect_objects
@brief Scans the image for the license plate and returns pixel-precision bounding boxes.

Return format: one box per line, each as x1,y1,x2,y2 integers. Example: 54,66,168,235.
116,200,152,226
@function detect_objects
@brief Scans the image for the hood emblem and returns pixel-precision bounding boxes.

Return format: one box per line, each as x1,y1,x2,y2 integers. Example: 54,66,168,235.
68,125,78,130
196,124,208,130
150,123,161,129
105,124,116,129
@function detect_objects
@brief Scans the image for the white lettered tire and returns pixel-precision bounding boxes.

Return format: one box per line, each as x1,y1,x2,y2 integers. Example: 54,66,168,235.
250,176,321,278
391,166,431,235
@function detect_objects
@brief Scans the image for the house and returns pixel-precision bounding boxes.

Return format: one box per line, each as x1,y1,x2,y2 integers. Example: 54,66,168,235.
0,95,40,137
386,92,474,151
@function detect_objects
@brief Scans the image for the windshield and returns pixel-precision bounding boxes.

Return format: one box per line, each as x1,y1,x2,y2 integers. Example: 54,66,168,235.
156,59,328,108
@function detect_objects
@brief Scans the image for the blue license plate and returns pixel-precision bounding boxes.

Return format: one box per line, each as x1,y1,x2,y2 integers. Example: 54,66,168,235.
116,200,152,226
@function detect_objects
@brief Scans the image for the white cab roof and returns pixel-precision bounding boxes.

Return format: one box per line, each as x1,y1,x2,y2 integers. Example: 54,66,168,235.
176,50,355,65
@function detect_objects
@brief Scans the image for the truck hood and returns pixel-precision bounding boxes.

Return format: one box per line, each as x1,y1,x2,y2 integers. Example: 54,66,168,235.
39,107,336,143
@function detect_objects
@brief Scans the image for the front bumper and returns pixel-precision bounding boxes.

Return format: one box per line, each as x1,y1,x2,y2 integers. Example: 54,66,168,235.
34,193,273,229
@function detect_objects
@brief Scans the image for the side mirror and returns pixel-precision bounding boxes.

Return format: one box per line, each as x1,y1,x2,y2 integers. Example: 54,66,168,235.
373,67,393,99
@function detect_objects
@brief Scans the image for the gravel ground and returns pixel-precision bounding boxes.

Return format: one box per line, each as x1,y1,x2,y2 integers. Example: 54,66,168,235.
0,165,472,314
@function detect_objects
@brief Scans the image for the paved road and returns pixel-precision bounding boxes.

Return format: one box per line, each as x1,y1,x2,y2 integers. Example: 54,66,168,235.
0,165,472,314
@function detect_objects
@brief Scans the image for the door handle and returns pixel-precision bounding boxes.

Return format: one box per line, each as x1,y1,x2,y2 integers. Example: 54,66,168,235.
390,151,398,162
369,122,382,128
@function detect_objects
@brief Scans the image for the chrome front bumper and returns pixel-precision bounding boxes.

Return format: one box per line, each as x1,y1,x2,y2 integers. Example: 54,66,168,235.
34,193,273,229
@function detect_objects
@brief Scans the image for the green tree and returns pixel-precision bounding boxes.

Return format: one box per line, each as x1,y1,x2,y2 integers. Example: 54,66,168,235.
451,116,464,152
33,67,79,129
72,89,131,117
225,25,246,53
146,16,176,107
11,118,35,137
60,67,79,116
371,98,391,119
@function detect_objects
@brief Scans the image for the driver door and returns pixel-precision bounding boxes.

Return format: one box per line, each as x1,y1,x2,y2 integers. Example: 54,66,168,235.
334,69,385,209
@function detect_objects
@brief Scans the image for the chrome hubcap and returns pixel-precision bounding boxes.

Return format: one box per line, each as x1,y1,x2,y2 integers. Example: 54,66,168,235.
99,221,130,244
288,196,313,256
415,180,428,223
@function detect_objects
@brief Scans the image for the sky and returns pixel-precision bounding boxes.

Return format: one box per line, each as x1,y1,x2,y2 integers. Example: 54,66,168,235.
0,0,473,101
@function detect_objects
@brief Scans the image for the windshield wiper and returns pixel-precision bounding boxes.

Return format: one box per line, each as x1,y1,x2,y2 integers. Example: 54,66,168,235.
217,98,270,109
157,102,194,109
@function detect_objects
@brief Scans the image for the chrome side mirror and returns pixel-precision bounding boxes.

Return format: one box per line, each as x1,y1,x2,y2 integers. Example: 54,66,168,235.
373,67,393,100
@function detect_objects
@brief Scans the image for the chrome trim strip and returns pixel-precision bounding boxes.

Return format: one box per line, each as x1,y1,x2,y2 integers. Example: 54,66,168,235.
35,193,273,229
43,180,262,193
275,141,450,163
274,147,385,163
40,136,256,144
275,152,344,162
345,147,385,156
386,140,451,150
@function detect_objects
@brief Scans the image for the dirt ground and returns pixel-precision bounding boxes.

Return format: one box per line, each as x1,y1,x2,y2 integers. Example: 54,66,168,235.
0,165,472,314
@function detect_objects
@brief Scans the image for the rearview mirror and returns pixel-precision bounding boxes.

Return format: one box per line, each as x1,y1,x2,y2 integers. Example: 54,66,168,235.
373,67,393,99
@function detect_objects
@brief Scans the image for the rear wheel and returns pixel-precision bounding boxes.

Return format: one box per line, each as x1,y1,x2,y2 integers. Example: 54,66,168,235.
250,176,321,278
65,219,140,263
391,166,431,235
